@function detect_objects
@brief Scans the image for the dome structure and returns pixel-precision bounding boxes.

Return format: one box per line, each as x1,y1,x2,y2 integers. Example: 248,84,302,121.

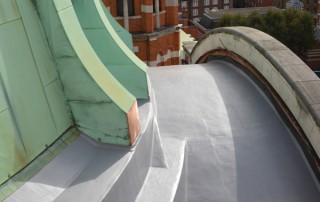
286,0,304,10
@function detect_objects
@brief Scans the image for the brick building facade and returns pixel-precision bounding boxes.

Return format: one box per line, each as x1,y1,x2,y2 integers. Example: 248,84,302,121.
179,0,234,21
244,0,273,7
299,43,320,71
274,0,317,13
103,0,180,66
299,29,320,71
297,0,317,13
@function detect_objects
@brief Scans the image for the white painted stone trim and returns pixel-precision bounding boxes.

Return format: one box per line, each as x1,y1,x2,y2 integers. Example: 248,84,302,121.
148,51,180,67
165,0,178,6
133,46,139,53
141,5,153,13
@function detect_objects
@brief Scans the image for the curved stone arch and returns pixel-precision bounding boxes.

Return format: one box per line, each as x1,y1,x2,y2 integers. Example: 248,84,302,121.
190,26,320,180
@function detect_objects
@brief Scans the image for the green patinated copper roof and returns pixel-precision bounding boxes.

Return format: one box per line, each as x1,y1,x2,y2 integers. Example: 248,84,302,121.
0,0,72,187
0,0,149,190
72,0,149,99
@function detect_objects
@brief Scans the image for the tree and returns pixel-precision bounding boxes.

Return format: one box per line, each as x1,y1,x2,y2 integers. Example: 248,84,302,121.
217,14,233,27
295,11,316,52
215,9,316,53
262,10,286,43
217,14,247,27
247,11,264,30
231,14,247,26
281,9,316,52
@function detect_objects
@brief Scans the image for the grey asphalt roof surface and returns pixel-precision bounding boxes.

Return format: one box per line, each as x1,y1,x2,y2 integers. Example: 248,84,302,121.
5,60,320,202
148,60,320,202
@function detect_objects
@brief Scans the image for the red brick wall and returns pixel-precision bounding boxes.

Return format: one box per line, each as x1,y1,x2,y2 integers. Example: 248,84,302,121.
166,6,179,26
179,19,189,27
102,0,109,7
129,18,142,32
153,12,168,28
160,12,167,26
133,41,149,61
299,43,320,71
160,0,165,11
182,26,205,41
142,13,154,33
134,0,142,15
262,0,273,6
149,32,180,61
141,0,154,33
116,18,143,33
109,0,117,16
133,31,180,66
103,0,180,66
105,0,177,32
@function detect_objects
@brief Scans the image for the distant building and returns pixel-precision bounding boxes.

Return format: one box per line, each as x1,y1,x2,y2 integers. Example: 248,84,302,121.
273,0,287,8
178,3,206,40
299,28,320,71
244,0,273,7
179,0,234,21
301,0,318,14
286,0,304,10
103,0,180,67
318,0,320,23
197,6,281,30
274,0,317,14
233,0,246,7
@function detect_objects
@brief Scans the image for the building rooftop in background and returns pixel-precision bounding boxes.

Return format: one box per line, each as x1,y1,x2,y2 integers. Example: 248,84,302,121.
102,0,180,67
206,6,281,19
198,6,281,29
286,0,304,10
179,0,234,21
275,0,317,14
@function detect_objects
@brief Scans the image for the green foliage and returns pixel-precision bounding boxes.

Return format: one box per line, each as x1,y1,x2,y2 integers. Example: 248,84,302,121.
231,14,248,26
281,9,316,52
217,15,233,27
297,11,317,52
247,11,264,30
263,10,286,43
216,9,316,53
217,14,247,27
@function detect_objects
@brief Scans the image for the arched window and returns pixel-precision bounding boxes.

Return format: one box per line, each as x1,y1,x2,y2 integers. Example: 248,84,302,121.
116,0,134,16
